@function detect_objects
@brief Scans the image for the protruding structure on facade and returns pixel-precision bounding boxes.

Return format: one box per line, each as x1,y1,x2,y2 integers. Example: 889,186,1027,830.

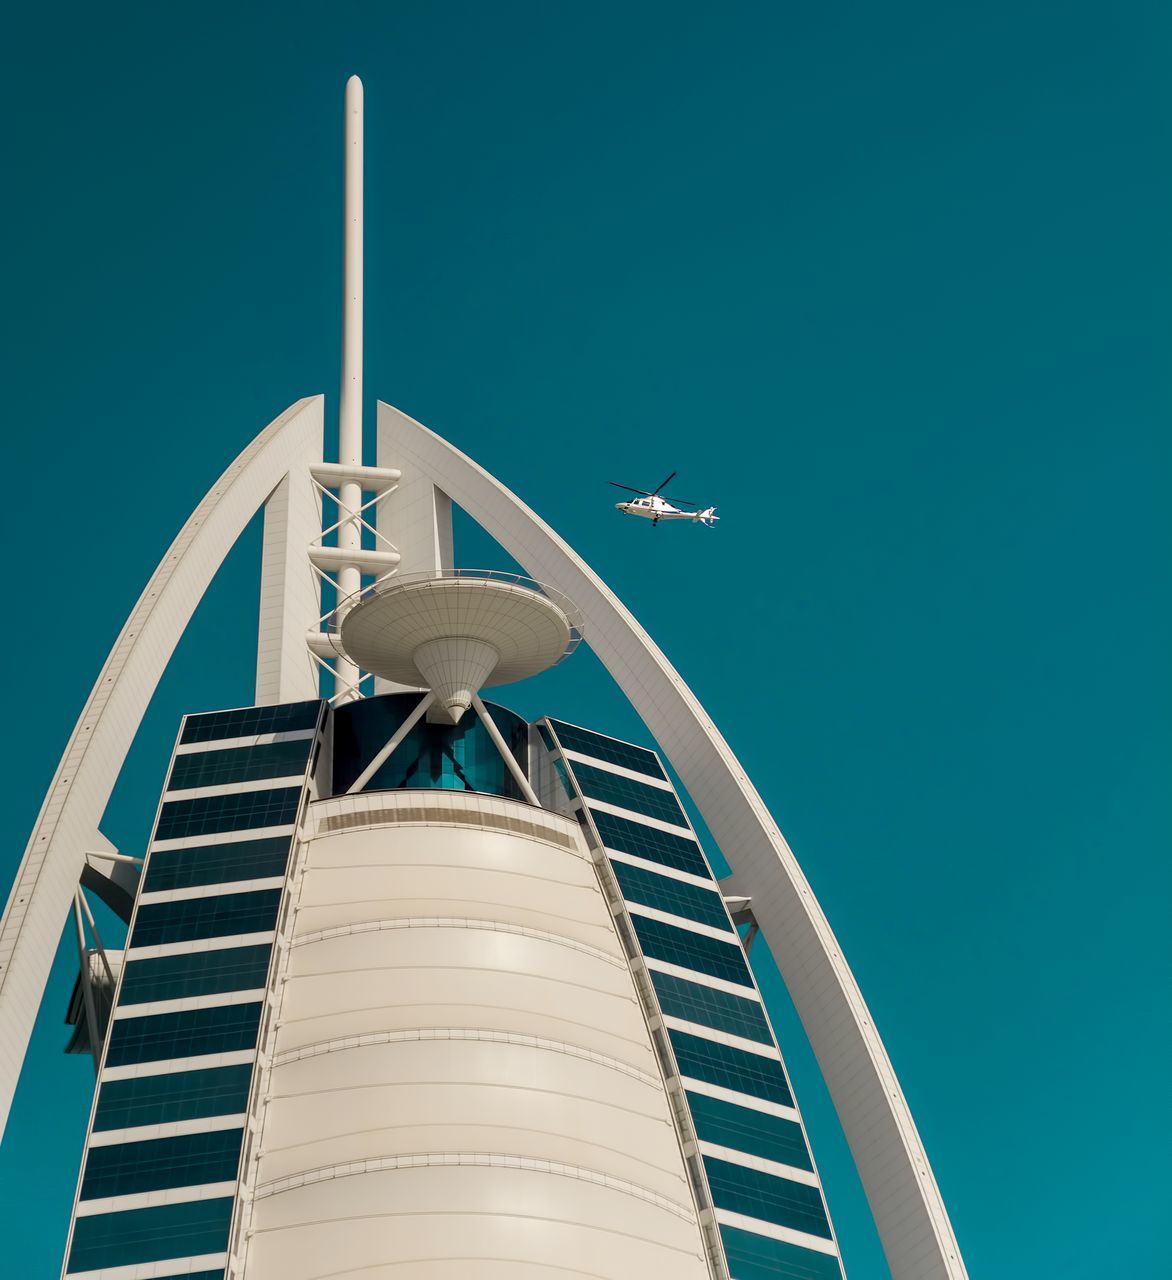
0,77,969,1280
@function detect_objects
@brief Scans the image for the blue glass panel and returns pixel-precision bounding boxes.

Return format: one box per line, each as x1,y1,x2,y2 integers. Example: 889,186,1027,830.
651,970,772,1044
81,1128,243,1199
143,837,292,892
611,859,730,930
572,761,686,825
631,914,750,986
704,1156,832,1239
686,1091,812,1170
181,701,321,744
94,1065,253,1131
67,1197,234,1272
332,693,529,801
720,1225,842,1280
120,945,273,1004
168,739,312,790
590,809,710,877
546,720,666,780
669,1030,794,1107
155,788,303,841
131,890,281,948
106,1003,262,1067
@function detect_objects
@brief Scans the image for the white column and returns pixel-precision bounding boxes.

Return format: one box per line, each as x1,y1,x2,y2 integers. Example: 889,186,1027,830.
334,74,364,699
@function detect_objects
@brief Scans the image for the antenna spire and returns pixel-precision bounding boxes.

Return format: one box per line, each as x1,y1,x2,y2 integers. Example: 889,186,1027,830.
335,74,364,697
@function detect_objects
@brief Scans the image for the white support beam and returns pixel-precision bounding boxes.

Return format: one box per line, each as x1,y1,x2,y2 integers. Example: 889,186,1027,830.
346,692,435,794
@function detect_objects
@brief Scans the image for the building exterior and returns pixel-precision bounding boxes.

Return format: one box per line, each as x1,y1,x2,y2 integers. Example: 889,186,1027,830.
0,78,968,1280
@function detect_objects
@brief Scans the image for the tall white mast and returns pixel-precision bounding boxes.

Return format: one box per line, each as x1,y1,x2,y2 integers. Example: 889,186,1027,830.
335,74,364,697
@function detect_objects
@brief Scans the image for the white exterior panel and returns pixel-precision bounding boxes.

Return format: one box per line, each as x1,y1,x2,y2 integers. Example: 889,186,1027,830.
238,789,710,1279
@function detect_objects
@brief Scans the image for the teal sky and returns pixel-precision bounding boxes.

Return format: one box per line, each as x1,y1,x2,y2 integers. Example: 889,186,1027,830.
1,2,1169,1275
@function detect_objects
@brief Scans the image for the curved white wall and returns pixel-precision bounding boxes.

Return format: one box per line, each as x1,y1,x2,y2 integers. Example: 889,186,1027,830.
238,790,711,1279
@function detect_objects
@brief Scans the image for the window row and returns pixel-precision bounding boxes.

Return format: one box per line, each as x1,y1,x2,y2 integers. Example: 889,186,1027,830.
719,1225,841,1280
590,809,710,878
105,1003,263,1068
705,1155,832,1240
120,944,273,1005
81,1127,243,1200
546,719,667,781
651,970,773,1045
67,1196,234,1274
612,858,731,931
572,760,686,826
631,913,750,987
155,788,303,842
131,889,281,949
143,836,293,893
168,738,312,792
180,700,321,744
669,1029,794,1108
687,1090,812,1171
94,1064,254,1132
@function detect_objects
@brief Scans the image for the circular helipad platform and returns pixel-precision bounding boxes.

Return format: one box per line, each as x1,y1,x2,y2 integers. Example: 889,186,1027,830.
339,571,582,722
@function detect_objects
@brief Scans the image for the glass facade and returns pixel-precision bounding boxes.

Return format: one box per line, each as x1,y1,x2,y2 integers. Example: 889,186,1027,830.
154,788,304,842
180,700,321,744
80,1128,244,1199
143,836,295,892
119,944,273,1004
542,722,843,1279
168,738,313,790
67,1198,235,1273
332,693,530,801
93,1065,254,1132
64,701,321,1276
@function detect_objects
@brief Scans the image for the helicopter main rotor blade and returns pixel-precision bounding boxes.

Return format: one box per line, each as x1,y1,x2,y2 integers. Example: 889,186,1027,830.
608,482,654,496
650,471,677,496
662,494,701,507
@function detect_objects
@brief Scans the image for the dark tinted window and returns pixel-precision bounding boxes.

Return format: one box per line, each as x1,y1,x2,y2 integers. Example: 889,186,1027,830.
705,1156,832,1239
573,762,686,826
94,1065,253,1131
651,970,772,1045
67,1197,234,1273
590,810,710,878
669,1030,794,1107
719,1225,841,1280
611,860,730,930
687,1091,812,1170
546,720,666,780
81,1128,243,1199
168,739,312,791
120,945,273,1004
631,914,750,986
181,701,321,744
130,890,281,948
155,788,303,841
143,837,292,892
106,1003,262,1067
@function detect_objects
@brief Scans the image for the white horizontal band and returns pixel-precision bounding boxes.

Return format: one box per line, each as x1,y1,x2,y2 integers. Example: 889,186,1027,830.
678,1077,801,1123
561,748,674,789
66,1251,229,1280
698,1140,819,1186
604,847,717,890
713,1207,839,1257
661,1015,780,1059
128,931,276,961
643,956,758,1000
89,1113,247,1147
626,900,741,944
101,1049,256,1083
150,825,295,853
75,1180,239,1216
583,798,694,838
138,876,286,905
163,775,306,801
114,989,267,1021
174,728,315,755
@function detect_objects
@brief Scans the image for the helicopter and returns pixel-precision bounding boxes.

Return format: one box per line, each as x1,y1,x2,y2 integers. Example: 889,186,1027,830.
609,472,719,527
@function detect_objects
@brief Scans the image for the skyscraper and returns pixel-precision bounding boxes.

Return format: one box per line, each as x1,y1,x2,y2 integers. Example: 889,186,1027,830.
0,79,968,1280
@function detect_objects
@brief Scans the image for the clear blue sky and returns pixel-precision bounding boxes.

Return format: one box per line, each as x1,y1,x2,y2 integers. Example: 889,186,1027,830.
1,2,1168,1275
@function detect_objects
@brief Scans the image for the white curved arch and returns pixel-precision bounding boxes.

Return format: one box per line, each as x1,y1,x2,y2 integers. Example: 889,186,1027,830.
0,395,323,1135
377,400,968,1280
